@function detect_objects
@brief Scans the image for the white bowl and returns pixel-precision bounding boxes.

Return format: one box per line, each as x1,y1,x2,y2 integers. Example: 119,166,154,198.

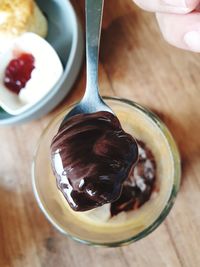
0,0,84,125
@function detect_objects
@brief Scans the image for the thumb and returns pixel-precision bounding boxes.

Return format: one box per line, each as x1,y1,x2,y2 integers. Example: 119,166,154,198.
132,0,199,13
156,10,200,52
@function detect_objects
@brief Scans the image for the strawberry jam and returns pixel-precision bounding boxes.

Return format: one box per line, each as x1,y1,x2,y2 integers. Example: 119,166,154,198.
4,53,35,94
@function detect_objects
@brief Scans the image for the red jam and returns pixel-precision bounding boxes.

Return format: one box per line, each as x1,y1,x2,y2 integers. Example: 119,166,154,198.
4,53,35,94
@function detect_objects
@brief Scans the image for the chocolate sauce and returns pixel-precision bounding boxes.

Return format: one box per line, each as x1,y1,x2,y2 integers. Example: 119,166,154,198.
110,140,156,216
51,111,138,211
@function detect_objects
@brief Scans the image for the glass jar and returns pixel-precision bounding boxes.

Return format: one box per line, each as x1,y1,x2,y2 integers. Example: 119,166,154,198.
32,97,181,247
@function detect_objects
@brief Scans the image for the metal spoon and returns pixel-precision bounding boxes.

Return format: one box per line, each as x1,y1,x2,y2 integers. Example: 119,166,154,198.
61,0,113,124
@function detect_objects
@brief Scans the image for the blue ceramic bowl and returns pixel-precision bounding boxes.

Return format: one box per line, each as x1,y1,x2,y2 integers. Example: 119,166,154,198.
0,0,83,125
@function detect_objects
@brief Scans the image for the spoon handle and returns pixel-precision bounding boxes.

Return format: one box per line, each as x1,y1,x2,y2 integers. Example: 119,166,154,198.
84,0,104,101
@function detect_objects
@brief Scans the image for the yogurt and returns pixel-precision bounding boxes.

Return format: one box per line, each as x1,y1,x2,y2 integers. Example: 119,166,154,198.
0,32,63,115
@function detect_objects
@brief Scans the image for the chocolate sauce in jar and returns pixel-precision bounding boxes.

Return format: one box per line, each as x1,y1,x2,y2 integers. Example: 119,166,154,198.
110,140,157,216
50,111,138,212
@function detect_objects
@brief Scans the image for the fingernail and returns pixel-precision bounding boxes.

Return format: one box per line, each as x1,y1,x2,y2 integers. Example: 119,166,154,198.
184,31,200,51
163,0,187,7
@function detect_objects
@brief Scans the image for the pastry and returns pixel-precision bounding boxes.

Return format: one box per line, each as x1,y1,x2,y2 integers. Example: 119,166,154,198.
0,0,48,53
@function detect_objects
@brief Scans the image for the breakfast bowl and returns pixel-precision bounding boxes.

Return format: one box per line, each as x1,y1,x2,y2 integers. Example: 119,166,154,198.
0,0,83,125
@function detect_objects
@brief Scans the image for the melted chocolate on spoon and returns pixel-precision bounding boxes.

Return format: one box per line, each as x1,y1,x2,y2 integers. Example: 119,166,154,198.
51,111,138,211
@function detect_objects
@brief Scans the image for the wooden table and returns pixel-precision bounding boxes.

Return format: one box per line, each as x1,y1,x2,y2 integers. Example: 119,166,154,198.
1,0,200,266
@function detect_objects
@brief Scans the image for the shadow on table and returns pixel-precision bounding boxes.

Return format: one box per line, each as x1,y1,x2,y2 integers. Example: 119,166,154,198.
150,109,200,185
100,6,140,65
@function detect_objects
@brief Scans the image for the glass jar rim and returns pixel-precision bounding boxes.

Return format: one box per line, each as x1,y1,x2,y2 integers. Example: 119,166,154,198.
32,96,181,247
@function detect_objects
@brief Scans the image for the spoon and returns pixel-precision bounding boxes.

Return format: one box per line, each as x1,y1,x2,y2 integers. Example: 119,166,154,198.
61,0,113,124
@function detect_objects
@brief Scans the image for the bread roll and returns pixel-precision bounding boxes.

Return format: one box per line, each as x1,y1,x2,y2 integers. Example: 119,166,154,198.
0,0,48,53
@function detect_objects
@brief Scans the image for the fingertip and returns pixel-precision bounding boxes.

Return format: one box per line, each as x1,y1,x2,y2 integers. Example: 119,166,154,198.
156,12,200,52
133,0,196,14
186,0,200,10
183,31,200,52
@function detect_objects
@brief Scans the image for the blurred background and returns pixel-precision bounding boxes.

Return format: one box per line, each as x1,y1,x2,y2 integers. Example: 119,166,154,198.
0,0,200,266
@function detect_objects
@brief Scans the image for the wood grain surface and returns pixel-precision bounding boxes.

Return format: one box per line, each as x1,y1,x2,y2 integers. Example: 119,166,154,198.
1,0,200,266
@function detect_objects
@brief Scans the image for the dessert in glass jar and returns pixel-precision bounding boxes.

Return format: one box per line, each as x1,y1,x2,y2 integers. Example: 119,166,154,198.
32,97,181,246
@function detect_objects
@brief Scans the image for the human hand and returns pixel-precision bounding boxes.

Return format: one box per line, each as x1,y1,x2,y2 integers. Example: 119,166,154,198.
133,0,200,52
